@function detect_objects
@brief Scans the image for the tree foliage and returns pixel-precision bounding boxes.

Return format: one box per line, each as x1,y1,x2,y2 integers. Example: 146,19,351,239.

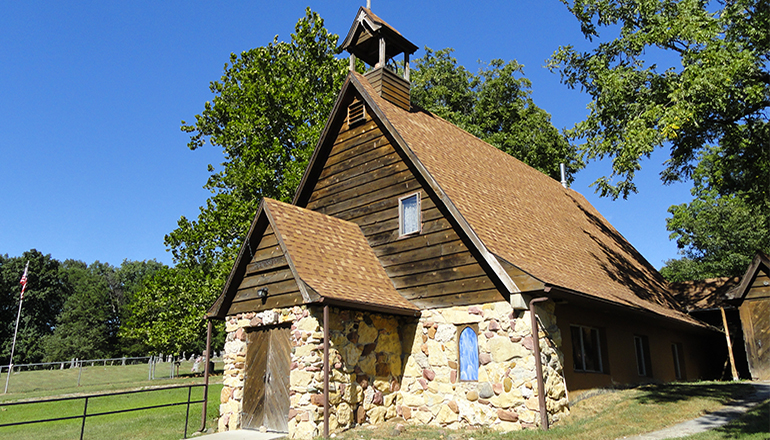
660,148,769,281
122,267,221,355
0,250,69,364
129,9,347,355
44,260,113,361
549,0,769,200
411,48,583,182
0,252,163,363
171,9,348,270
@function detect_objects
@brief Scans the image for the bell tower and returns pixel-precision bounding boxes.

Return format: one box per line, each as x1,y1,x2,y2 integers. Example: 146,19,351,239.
339,7,418,110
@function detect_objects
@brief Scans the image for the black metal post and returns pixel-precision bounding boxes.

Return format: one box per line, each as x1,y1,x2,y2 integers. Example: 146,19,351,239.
80,396,89,440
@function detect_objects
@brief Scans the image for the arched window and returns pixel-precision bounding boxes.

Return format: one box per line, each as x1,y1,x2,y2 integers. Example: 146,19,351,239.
459,326,479,381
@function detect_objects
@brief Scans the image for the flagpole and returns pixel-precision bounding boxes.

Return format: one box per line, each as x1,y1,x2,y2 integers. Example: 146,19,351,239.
5,261,28,394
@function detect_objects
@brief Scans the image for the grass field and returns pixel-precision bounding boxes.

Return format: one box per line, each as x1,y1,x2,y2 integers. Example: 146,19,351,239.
0,371,765,440
330,382,765,440
0,360,223,399
0,362,223,440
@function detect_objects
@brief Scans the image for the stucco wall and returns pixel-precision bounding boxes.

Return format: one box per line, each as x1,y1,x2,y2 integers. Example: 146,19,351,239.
555,303,721,393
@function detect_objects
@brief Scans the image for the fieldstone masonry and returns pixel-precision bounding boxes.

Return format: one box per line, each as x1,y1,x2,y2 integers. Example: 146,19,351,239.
399,301,569,431
219,300,569,438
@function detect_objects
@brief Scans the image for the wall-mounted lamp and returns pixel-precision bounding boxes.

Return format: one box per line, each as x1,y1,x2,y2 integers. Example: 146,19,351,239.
257,287,268,299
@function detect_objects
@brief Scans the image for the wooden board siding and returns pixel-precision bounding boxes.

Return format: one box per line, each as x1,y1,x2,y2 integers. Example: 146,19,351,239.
306,103,501,308
230,226,304,314
739,299,770,380
745,270,770,300
363,68,410,110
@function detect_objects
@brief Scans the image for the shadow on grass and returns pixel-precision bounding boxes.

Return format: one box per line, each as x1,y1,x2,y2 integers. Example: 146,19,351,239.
635,382,755,406
708,401,770,438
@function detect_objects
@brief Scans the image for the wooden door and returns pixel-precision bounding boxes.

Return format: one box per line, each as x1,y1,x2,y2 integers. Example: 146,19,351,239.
739,299,770,380
242,325,291,432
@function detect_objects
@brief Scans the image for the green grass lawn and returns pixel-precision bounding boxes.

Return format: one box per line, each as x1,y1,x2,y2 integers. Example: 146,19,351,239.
329,381,763,440
0,362,224,440
0,360,223,399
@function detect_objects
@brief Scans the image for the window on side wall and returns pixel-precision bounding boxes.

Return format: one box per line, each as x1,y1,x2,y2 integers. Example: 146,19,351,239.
571,325,604,373
634,335,653,377
458,325,479,381
672,342,685,380
399,192,421,237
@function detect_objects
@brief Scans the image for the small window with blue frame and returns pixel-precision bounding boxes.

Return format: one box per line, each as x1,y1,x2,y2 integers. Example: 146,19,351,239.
458,325,479,381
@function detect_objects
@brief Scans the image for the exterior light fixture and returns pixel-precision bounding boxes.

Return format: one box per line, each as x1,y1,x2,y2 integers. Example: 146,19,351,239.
257,287,268,298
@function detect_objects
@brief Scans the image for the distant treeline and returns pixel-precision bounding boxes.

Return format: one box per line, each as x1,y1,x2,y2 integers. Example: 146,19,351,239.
0,249,166,364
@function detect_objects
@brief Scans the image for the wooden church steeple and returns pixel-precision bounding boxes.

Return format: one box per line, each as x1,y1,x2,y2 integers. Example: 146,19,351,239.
339,7,417,110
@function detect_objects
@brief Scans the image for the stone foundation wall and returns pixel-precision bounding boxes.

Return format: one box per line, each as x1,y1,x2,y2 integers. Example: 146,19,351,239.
398,301,569,431
219,305,404,439
218,300,568,438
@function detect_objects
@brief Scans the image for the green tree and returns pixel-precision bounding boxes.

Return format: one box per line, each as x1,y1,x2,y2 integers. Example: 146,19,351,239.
412,48,583,182
171,8,347,270
0,250,70,364
127,9,347,354
113,259,165,356
44,260,113,361
660,148,769,281
121,267,221,355
549,0,769,200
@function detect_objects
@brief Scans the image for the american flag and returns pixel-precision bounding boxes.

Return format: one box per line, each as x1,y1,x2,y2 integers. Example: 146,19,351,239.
19,263,28,300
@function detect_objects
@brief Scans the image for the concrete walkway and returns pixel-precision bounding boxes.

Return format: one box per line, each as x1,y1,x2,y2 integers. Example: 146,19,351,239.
190,430,286,440
620,382,770,439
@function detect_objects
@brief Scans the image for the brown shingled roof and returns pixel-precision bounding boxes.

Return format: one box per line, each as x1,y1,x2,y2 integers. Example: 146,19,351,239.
265,198,419,314
348,72,705,327
669,277,741,311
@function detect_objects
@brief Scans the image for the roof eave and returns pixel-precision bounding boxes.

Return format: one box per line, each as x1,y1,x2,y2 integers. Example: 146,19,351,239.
725,252,770,301
544,284,716,332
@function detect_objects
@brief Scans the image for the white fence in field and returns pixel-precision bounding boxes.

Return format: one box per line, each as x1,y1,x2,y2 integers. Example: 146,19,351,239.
0,354,221,393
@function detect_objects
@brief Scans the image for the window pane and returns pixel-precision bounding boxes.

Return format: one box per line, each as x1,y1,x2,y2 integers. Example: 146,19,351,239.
571,326,585,371
582,327,598,371
459,327,479,381
635,336,646,376
401,194,420,235
672,343,683,379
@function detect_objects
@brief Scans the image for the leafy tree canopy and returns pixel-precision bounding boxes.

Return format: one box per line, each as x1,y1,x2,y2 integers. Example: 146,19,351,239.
121,266,222,355
549,0,769,200
128,9,347,355
0,250,69,364
660,148,769,281
0,252,164,363
170,8,347,271
412,48,583,182
45,260,113,361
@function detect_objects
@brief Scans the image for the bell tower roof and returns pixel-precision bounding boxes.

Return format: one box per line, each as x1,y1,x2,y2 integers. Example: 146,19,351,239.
339,7,418,67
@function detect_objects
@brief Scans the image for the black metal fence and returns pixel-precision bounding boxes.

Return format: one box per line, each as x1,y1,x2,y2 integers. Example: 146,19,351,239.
0,383,206,439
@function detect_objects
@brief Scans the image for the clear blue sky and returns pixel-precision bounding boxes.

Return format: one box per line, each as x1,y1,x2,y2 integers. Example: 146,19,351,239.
0,1,692,269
